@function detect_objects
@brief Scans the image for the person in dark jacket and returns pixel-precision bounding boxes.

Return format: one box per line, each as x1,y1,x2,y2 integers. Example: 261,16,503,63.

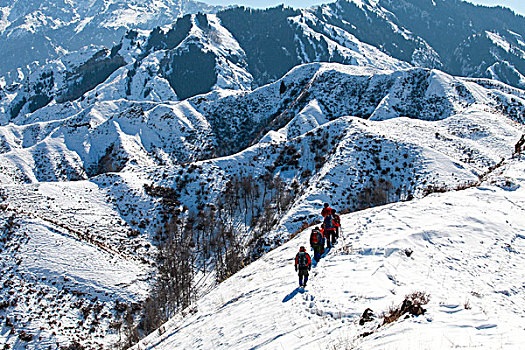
322,212,337,248
332,208,341,242
309,227,324,261
295,246,312,287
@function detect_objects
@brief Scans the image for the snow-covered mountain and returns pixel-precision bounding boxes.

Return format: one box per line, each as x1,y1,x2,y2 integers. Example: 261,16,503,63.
1,8,413,124
376,0,525,87
1,59,525,348
2,62,524,184
1,1,525,349
4,0,525,127
0,0,219,79
310,0,525,88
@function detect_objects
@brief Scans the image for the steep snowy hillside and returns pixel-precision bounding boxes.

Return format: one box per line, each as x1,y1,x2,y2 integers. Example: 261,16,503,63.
135,158,525,350
2,62,525,241
0,0,219,79
454,30,525,87
0,177,155,349
188,0,525,89
376,0,525,86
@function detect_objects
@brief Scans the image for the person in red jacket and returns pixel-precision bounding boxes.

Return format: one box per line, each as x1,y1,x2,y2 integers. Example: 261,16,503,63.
295,246,312,287
321,203,332,217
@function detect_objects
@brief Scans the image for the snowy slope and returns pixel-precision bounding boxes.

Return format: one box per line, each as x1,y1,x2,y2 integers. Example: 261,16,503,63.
154,72,524,244
135,158,525,350
0,179,154,349
0,100,214,183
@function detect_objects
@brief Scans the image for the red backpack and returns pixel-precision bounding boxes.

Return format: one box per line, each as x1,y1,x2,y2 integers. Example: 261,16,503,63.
312,230,322,244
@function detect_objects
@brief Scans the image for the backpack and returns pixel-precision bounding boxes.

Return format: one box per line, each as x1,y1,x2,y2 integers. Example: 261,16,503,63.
297,252,308,269
322,207,332,217
312,230,321,244
324,214,335,230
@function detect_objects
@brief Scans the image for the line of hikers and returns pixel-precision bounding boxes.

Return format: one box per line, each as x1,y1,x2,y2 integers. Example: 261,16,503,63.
294,203,341,288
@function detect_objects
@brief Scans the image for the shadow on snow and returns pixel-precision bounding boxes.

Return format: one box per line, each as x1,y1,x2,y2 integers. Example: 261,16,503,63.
282,287,305,303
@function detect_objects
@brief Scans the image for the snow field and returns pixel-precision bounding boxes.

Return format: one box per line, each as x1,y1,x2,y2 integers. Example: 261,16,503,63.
0,214,151,349
135,159,525,350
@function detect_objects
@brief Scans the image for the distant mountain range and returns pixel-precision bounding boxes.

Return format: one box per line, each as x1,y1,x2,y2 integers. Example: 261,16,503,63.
3,0,525,125
0,0,219,79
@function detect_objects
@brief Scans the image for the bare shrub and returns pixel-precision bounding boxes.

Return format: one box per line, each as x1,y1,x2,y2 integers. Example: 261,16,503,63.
293,220,315,236
18,331,33,342
61,341,85,350
359,308,375,325
454,181,480,191
513,134,524,157
422,184,448,197
382,291,429,326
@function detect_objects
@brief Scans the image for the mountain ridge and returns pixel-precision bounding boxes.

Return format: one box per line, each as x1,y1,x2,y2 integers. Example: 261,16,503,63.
4,0,525,126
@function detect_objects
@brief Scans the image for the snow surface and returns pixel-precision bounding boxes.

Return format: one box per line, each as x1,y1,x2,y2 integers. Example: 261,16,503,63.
135,159,525,350
486,31,512,53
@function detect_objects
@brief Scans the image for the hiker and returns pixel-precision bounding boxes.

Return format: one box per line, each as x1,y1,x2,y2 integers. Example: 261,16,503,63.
295,246,312,287
332,208,341,242
321,203,332,217
323,210,337,247
309,227,324,261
